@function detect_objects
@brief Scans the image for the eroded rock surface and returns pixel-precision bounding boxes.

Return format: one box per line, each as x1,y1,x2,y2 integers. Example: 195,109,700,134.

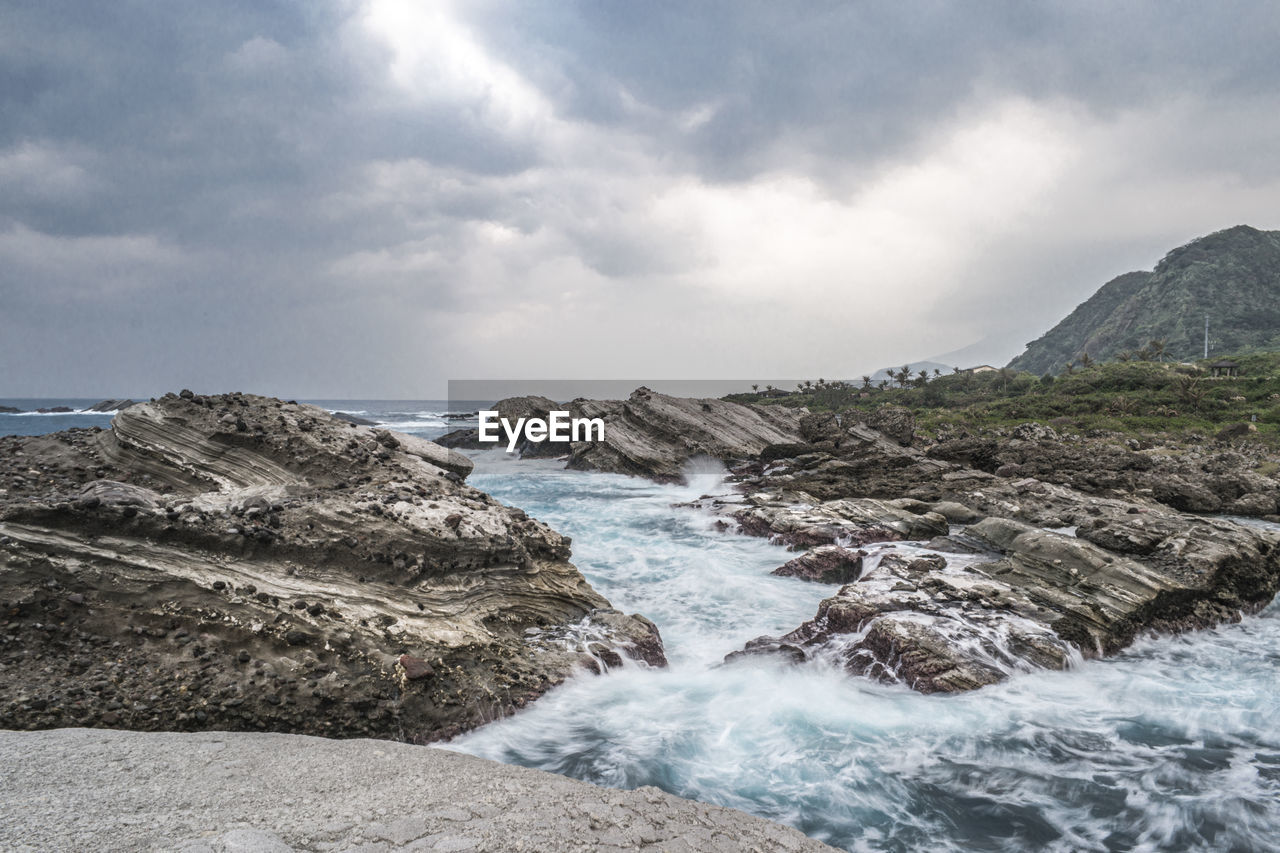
0,392,664,741
441,388,803,482
717,413,1280,693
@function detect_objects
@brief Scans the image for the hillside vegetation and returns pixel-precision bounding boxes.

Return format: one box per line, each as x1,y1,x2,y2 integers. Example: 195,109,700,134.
1008,225,1280,375
727,352,1280,443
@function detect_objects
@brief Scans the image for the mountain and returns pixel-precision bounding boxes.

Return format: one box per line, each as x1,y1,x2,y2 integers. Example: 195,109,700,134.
869,361,956,382
1008,225,1280,375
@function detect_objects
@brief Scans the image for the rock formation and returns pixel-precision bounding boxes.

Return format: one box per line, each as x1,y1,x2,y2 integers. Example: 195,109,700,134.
83,399,135,413
716,412,1280,693
0,392,664,741
442,388,804,482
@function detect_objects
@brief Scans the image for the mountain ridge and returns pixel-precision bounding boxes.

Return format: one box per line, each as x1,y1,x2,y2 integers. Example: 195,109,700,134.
1008,225,1280,375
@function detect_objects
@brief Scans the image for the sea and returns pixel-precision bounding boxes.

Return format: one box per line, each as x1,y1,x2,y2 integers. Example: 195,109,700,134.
4,399,1278,852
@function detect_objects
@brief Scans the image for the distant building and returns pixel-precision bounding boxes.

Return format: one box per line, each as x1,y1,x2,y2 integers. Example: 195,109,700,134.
962,365,1000,374
1208,359,1241,377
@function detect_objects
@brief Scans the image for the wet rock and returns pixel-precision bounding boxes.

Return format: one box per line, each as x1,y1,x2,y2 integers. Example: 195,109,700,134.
877,552,946,574
770,545,864,584
735,507,1280,694
730,494,948,549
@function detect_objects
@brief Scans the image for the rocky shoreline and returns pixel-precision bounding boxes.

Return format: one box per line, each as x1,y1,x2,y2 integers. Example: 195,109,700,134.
445,391,1280,695
0,393,663,741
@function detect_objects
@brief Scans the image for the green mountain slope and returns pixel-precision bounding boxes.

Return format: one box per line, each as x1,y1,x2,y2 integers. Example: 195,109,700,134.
1009,225,1280,375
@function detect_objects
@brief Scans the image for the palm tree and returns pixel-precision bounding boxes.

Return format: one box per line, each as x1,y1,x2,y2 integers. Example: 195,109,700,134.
1079,353,1094,368
933,368,942,377
860,375,873,390
1176,375,1207,410
952,366,962,375
1148,339,1167,361
751,384,759,392
1116,351,1132,363
878,380,889,390
916,369,929,387
997,367,1014,392
1063,361,1076,376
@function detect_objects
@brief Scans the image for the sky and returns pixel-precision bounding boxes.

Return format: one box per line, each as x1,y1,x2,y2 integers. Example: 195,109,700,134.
3,0,1280,398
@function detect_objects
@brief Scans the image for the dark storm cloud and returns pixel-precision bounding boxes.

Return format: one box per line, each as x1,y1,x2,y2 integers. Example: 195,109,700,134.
462,1,1280,177
2,1,1279,395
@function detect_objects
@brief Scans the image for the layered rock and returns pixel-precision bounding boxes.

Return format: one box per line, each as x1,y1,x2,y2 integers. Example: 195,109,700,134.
0,392,664,741
723,414,1280,693
770,545,865,584
441,388,804,483
83,398,135,413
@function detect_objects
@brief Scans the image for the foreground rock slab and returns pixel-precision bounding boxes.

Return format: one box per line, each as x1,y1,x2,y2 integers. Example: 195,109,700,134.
0,728,835,853
0,392,663,741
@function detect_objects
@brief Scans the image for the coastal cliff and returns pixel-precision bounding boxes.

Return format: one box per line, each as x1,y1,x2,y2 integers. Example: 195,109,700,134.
0,392,664,741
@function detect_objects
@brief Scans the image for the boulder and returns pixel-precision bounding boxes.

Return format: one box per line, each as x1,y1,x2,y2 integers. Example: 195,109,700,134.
866,405,915,446
770,545,864,583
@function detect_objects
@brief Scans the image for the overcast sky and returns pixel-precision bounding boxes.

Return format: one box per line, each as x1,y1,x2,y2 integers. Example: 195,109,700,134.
3,1,1279,397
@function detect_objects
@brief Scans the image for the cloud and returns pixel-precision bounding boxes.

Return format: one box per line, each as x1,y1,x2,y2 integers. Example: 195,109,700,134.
1,0,1279,395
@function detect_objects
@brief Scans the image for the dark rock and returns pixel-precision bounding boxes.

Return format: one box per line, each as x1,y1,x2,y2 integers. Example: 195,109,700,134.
1216,422,1258,442
771,545,864,583
866,405,915,446
332,412,377,426
284,630,312,647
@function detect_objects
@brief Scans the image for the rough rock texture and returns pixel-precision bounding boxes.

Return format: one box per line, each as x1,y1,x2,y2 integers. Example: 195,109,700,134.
866,405,915,446
770,544,865,584
84,399,135,413
717,413,1280,693
715,491,948,550
563,388,803,482
0,728,835,852
441,388,803,483
924,428,1280,520
0,392,664,741
436,396,563,457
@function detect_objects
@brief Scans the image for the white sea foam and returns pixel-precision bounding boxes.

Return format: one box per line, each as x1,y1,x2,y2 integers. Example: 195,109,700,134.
426,439,1280,852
